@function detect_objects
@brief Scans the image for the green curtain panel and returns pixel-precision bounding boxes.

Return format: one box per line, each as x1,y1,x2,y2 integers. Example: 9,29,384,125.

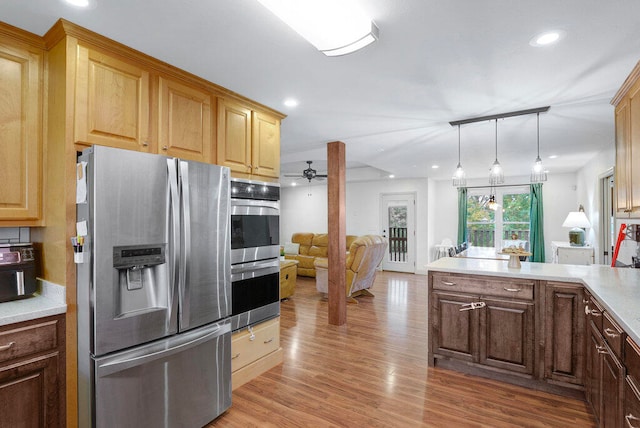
529,183,545,262
457,187,468,246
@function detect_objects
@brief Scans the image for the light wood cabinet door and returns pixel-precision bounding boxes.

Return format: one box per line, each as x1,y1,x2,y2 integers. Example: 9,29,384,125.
75,45,150,151
252,111,280,179
0,43,42,222
629,80,640,213
158,76,213,162
544,282,585,385
217,98,252,174
615,99,630,214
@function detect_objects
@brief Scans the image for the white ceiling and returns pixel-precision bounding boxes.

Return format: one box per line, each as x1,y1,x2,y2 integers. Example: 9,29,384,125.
3,0,639,184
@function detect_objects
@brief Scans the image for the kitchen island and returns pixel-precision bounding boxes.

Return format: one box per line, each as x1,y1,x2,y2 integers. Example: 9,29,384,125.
427,257,640,426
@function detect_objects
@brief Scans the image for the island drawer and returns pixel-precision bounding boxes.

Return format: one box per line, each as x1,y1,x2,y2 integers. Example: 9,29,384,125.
603,311,625,360
626,337,640,387
431,274,534,300
0,318,60,364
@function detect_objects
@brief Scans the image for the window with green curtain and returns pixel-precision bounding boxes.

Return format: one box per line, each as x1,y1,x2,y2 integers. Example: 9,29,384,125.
529,183,545,262
457,187,467,245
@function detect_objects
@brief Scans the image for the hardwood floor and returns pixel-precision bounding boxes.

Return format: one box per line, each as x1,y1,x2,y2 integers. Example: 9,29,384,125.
209,272,596,427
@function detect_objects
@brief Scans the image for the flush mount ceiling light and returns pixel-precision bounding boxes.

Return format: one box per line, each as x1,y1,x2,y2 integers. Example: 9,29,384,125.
283,98,298,107
530,112,548,183
256,0,379,56
529,30,565,47
452,124,466,187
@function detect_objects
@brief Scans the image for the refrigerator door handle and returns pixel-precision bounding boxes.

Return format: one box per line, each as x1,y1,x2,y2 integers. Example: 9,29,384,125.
179,160,192,329
96,322,229,377
167,159,180,329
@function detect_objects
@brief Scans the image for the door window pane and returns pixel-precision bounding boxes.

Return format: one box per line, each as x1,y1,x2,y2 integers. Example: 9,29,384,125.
502,193,530,243
388,205,407,261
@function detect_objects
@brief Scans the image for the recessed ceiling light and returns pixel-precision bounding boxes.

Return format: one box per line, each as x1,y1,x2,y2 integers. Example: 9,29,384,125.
284,98,298,107
530,30,565,47
388,174,395,179
548,155,558,159
63,0,89,6
291,182,297,186
431,165,439,169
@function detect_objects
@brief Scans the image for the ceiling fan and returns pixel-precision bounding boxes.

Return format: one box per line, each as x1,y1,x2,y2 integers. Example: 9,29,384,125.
284,161,328,182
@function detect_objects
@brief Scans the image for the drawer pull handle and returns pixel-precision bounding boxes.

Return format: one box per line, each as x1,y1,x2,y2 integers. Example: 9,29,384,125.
596,345,608,355
590,310,601,317
460,302,486,311
503,287,522,292
626,413,640,428
0,342,15,352
604,328,620,338
442,281,456,286
264,338,274,344
231,353,240,360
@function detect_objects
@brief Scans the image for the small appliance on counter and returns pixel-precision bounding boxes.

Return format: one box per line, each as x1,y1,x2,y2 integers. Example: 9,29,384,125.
0,243,37,302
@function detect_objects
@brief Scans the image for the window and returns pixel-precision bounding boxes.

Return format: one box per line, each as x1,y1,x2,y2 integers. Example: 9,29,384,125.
466,187,530,249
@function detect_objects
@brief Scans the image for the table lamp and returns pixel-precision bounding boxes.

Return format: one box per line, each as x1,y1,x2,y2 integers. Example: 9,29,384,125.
562,210,591,246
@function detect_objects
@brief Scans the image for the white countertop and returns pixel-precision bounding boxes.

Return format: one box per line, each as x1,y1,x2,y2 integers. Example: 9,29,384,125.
427,257,640,346
0,279,67,326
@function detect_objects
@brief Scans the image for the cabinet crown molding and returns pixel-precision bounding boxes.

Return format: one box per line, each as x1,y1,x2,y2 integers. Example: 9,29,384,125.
612,60,640,106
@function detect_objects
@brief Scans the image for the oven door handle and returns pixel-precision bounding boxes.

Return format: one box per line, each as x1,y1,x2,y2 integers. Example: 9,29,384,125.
231,259,280,277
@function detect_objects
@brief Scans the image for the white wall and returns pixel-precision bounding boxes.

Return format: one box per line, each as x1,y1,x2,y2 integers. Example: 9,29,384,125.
429,173,579,262
576,147,615,264
280,178,430,274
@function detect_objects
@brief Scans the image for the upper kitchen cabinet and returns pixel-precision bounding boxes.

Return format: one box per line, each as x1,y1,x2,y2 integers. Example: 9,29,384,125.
612,60,640,218
75,44,151,151
217,98,281,180
158,77,214,162
252,111,281,179
0,29,43,225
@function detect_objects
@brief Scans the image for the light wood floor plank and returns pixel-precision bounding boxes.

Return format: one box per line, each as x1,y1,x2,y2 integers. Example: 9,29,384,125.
209,272,596,427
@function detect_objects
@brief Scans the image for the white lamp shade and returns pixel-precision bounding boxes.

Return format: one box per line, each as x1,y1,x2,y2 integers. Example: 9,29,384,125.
562,211,591,228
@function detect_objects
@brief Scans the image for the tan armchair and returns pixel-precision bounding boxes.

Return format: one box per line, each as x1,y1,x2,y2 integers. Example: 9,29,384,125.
314,235,388,303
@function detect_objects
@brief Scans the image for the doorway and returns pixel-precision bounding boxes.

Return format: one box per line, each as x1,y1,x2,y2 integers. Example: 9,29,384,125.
381,193,415,273
600,171,615,265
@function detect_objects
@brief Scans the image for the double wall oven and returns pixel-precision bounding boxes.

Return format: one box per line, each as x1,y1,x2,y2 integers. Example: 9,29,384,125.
230,178,280,331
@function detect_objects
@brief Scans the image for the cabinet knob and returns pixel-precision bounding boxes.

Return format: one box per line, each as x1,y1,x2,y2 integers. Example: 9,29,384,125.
231,353,240,360
162,146,168,151
142,141,149,147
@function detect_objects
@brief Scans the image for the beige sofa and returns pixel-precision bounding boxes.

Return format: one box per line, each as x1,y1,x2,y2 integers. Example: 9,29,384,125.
314,235,388,303
284,233,358,277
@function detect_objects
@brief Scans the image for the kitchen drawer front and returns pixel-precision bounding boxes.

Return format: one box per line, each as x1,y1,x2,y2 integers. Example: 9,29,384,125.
626,337,640,387
232,317,279,372
432,274,533,300
603,311,625,360
0,319,59,364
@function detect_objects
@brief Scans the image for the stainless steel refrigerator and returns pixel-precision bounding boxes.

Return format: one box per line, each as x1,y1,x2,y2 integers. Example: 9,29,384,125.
76,146,232,427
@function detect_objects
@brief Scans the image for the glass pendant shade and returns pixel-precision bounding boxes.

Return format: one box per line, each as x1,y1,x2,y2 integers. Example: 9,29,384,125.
488,120,504,185
530,113,548,182
452,125,466,187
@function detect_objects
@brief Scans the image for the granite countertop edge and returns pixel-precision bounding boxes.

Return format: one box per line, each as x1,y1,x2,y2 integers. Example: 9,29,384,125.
426,258,640,346
0,279,67,327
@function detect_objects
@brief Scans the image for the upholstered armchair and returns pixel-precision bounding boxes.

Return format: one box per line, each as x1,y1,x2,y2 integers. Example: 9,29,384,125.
314,235,388,303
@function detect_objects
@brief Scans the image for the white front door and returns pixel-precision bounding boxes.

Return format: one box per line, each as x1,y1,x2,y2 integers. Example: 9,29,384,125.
381,193,415,273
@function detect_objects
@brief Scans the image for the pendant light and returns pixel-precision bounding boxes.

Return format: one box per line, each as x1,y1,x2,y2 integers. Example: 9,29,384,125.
489,119,504,185
452,124,466,187
530,112,548,182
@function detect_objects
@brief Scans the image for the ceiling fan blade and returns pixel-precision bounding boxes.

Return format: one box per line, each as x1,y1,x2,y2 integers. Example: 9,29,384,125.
283,173,302,177
315,174,328,177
